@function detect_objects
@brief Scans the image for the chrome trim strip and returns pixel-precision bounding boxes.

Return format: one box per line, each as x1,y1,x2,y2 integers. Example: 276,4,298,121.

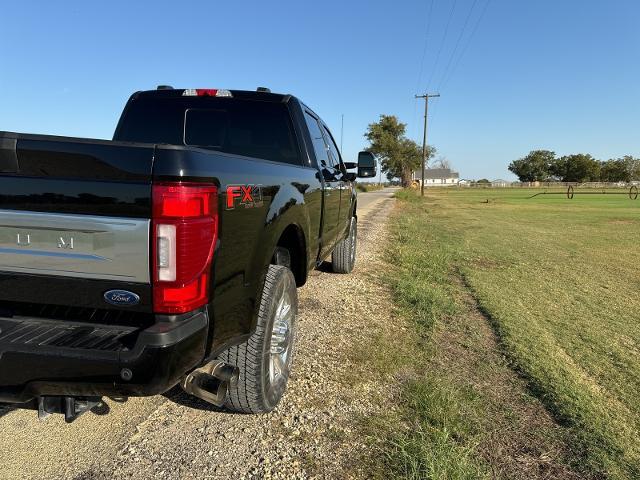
0,247,108,261
0,210,150,283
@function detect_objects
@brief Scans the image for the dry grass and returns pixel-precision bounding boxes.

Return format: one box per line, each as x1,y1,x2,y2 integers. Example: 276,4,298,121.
376,188,640,479
355,183,384,193
352,190,601,479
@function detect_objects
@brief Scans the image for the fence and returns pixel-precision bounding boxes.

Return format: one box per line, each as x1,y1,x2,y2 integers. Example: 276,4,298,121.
461,181,640,189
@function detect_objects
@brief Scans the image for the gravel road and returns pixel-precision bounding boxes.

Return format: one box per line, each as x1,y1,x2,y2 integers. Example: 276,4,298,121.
0,188,397,480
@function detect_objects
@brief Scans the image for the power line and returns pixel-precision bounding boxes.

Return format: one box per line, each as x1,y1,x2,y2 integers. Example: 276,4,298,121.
435,0,479,92
429,0,491,126
414,0,435,95
412,0,435,142
425,0,458,92
439,0,492,93
429,99,441,124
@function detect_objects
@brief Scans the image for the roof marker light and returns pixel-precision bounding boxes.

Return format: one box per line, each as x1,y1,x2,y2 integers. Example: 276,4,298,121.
182,89,233,97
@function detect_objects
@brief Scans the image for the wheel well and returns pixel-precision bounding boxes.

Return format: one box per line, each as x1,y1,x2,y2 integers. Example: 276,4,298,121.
272,224,307,287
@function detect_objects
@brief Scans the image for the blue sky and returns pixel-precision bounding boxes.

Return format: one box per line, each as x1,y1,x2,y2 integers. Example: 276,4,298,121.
1,0,638,180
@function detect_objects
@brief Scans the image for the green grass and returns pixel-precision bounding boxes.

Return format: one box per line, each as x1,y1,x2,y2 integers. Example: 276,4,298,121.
382,377,488,480
388,188,640,479
356,188,492,479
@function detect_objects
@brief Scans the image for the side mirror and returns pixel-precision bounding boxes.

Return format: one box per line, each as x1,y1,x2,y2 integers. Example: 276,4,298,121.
343,172,357,182
357,151,377,178
342,162,357,182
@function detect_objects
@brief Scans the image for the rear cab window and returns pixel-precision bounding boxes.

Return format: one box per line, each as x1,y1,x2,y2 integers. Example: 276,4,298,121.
115,94,302,165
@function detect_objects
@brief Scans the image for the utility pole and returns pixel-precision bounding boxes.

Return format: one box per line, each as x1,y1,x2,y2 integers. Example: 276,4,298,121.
415,93,440,196
340,114,344,153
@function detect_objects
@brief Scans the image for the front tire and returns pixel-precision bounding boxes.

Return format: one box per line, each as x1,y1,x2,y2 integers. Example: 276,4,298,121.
220,264,297,413
332,216,357,274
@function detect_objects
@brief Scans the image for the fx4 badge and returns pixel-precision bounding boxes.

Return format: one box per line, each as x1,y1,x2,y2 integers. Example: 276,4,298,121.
226,185,264,210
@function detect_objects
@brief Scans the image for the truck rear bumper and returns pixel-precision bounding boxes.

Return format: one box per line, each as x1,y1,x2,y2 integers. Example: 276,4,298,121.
0,309,208,404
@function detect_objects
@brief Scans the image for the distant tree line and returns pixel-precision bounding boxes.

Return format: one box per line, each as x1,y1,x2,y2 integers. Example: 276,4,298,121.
508,150,640,183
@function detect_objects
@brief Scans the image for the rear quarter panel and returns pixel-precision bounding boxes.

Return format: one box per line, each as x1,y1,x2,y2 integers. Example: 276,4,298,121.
152,146,322,355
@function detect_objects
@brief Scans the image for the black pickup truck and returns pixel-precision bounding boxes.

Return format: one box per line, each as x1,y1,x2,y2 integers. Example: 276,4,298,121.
0,86,376,421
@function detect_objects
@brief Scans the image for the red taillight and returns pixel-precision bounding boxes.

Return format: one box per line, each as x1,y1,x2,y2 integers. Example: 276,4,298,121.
196,89,218,97
152,183,218,314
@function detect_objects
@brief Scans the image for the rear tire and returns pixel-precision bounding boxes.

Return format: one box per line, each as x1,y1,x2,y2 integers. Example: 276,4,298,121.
219,264,297,413
332,216,357,274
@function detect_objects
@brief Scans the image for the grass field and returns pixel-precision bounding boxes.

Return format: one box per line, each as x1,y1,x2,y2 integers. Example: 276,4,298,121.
380,188,639,479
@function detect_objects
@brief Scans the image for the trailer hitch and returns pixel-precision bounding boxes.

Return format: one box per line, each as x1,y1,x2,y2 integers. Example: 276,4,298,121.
38,396,103,423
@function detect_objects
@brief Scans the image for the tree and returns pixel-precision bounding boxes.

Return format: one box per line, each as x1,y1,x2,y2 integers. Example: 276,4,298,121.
432,156,452,169
551,154,600,182
364,114,435,187
600,158,629,182
508,150,555,182
629,156,640,181
601,155,640,182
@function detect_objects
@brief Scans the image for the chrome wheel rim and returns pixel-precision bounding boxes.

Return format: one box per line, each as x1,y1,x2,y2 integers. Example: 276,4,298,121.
269,285,294,384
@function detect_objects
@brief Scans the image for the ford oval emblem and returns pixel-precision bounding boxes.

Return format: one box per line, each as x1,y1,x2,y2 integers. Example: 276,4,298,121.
104,290,140,307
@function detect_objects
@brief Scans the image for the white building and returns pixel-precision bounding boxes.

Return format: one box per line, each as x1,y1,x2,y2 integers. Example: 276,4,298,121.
413,168,460,186
491,179,511,187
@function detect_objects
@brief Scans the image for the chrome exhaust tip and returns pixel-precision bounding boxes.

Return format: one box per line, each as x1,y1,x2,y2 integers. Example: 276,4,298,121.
181,360,239,407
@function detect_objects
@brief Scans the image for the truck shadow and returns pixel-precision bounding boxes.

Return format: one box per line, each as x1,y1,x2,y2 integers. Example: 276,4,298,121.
0,400,112,420
315,261,333,273
163,386,234,414
0,406,14,418
90,401,112,416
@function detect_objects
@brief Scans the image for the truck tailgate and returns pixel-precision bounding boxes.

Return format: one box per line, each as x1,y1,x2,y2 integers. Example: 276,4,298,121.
0,131,155,314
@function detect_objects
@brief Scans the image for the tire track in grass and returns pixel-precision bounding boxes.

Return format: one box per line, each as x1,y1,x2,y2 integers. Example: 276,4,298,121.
365,193,589,479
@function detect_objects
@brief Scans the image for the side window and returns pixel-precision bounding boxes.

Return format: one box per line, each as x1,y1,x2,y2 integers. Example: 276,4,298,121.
303,111,329,167
320,124,342,169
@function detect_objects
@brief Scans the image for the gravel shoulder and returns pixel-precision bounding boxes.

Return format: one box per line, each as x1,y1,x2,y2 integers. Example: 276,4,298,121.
0,189,397,480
